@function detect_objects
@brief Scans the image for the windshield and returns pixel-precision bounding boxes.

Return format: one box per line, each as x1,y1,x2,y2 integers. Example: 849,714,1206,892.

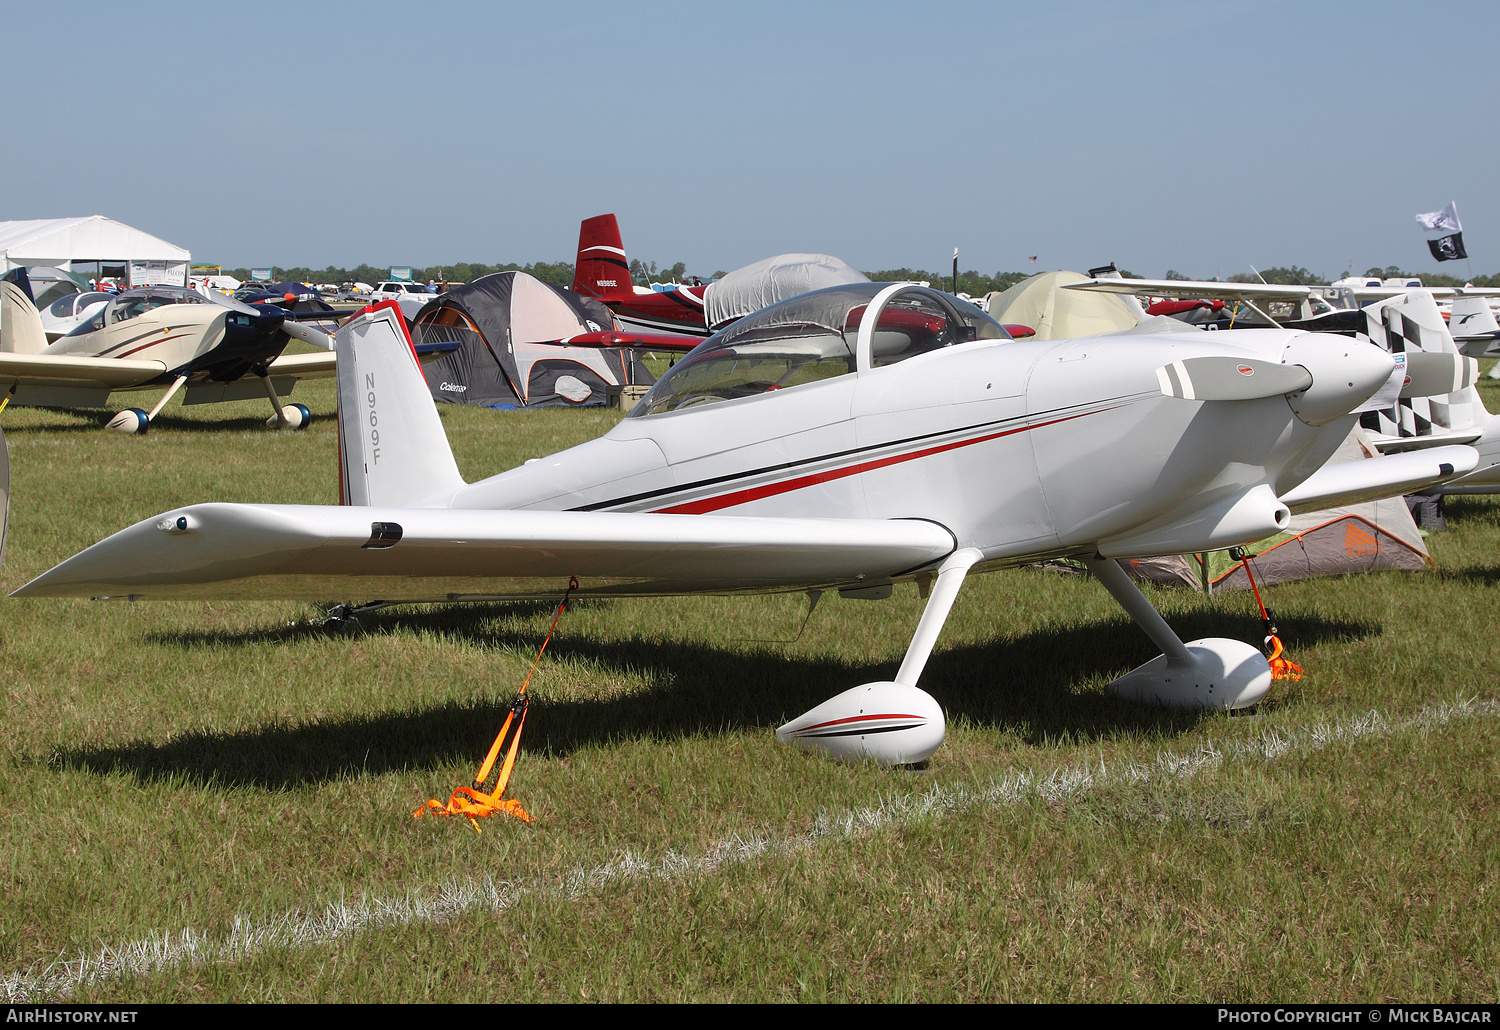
630,283,1009,417
105,286,212,324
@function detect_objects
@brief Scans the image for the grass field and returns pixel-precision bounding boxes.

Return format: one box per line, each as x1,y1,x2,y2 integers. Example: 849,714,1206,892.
1,377,1497,1002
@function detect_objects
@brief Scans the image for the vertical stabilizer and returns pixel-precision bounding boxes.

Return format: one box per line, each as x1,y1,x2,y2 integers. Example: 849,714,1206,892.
336,303,464,507
1450,295,1500,344
572,213,633,299
1,278,48,355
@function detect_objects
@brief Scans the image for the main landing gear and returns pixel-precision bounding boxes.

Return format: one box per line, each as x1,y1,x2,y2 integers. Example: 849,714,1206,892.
106,372,311,434
776,550,1271,767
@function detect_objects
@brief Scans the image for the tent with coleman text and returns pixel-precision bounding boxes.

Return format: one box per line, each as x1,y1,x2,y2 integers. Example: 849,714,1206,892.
1124,428,1431,592
410,271,655,408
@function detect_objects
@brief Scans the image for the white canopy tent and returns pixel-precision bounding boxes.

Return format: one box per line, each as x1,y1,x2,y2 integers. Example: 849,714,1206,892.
0,216,190,286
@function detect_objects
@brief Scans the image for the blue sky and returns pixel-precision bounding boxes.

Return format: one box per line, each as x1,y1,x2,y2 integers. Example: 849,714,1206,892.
8,1,1496,279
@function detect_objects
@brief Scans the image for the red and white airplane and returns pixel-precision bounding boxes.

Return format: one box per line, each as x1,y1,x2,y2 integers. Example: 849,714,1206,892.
15,285,1476,765
571,213,715,336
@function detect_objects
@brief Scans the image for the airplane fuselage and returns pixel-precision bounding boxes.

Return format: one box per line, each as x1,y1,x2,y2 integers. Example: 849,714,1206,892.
45,304,288,385
446,328,1360,569
602,285,713,337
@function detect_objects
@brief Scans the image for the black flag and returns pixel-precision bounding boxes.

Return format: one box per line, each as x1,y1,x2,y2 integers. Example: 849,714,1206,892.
1428,232,1468,262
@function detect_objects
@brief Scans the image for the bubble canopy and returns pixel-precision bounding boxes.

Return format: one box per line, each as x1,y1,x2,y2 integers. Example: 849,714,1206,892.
630,283,1010,417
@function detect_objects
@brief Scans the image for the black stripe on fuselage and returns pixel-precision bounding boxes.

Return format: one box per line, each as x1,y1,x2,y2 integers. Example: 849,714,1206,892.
567,400,1122,513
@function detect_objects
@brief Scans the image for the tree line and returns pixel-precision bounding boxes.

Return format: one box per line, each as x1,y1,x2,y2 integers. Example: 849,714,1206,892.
227,260,1500,292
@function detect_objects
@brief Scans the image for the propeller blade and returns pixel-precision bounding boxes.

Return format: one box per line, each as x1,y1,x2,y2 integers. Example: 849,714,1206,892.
1155,357,1312,401
1400,351,1479,398
280,319,334,351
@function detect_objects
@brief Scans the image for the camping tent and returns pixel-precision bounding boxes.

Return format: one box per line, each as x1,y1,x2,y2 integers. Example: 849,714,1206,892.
0,216,190,286
1124,428,1431,591
702,254,868,330
412,271,653,407
982,270,1141,339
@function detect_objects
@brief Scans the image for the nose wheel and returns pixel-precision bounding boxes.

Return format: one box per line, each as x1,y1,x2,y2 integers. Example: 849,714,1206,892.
106,407,150,434
268,402,311,430
258,373,311,429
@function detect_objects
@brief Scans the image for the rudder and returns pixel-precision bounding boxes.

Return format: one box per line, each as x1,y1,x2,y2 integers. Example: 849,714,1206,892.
336,302,464,507
572,213,633,299
1450,295,1500,343
1,269,48,355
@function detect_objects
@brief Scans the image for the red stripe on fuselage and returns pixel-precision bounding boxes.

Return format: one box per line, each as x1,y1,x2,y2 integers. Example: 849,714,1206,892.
653,408,1107,515
117,333,191,358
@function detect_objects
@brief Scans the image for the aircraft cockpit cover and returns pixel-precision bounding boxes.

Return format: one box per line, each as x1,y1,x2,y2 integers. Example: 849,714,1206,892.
701,253,870,329
632,283,1010,416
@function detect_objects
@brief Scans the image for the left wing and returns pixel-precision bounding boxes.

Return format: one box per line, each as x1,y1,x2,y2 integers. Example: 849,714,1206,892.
13,504,957,601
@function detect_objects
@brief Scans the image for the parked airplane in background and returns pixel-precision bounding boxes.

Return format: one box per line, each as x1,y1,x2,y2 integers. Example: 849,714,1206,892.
0,268,340,432
571,214,714,336
567,212,1032,350
38,290,111,341
19,284,1476,766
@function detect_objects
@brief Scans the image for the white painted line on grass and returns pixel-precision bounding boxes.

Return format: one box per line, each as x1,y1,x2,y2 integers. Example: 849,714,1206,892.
5,697,1496,1001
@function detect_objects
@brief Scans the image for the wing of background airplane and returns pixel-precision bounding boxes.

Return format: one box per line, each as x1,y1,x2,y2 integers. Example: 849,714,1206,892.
0,353,169,392
265,351,338,379
12,504,957,601
1062,278,1315,302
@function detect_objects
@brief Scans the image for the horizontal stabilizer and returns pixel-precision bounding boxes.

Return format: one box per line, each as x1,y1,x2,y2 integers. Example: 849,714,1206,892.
12,504,958,601
1400,351,1478,397
1278,445,1478,513
561,330,701,352
1155,356,1312,401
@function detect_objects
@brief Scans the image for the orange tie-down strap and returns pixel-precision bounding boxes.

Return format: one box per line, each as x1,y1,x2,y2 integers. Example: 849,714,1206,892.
1265,634,1303,682
1231,548,1303,682
414,577,575,832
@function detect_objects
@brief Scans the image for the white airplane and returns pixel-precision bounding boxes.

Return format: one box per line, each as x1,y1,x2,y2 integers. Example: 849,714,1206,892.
14,285,1479,765
0,272,340,432
38,290,111,342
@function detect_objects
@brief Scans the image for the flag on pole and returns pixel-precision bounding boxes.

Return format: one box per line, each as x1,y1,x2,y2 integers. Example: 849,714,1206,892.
1028,255,1038,264
1416,202,1466,262
1415,202,1461,234
1428,233,1467,262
